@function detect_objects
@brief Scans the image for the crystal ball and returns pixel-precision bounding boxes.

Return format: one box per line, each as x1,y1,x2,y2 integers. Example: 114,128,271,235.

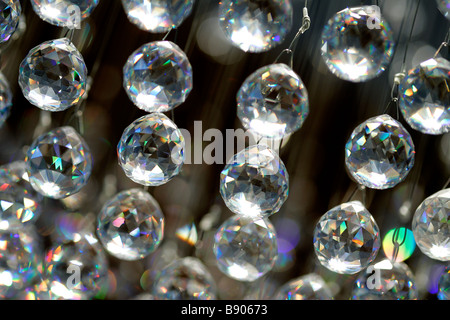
0,0,21,43
220,144,289,218
438,266,450,300
237,63,309,139
313,201,381,274
321,6,395,82
30,0,99,27
0,72,13,128
117,113,185,186
437,0,450,20
274,273,333,300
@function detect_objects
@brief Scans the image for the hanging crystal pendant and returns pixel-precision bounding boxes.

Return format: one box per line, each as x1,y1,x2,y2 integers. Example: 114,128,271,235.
0,0,21,43
26,126,93,199
274,274,333,300
213,215,278,282
117,113,185,186
97,188,165,261
412,188,450,261
399,57,450,135
313,201,381,274
438,266,450,300
123,41,193,113
219,0,293,53
437,0,450,20
30,0,99,28
321,6,395,82
43,233,108,300
345,114,415,189
0,72,13,128
0,161,44,230
153,257,217,300
352,259,418,300
18,38,87,112
220,144,289,218
237,63,309,139
121,0,194,33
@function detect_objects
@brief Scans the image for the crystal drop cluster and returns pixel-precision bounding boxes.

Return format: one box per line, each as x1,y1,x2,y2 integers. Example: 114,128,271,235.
117,113,185,186
321,6,395,82
153,257,217,300
214,216,278,282
121,0,194,33
438,266,450,300
219,0,292,53
345,114,415,189
313,201,381,274
26,126,93,199
43,233,108,300
352,259,418,300
399,57,450,135
0,161,43,230
412,188,450,261
0,72,13,128
237,63,309,138
220,145,289,218
123,41,193,113
0,0,21,43
30,0,99,27
97,188,165,261
274,274,333,300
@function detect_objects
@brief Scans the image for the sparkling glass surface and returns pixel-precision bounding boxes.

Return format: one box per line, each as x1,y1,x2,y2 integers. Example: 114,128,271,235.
220,144,289,218
0,72,13,128
0,0,21,43
352,259,418,300
123,40,193,113
313,201,381,274
153,257,216,300
30,0,99,27
437,0,450,20
97,188,165,261
0,226,42,299
345,114,415,189
274,274,333,300
321,6,395,82
213,216,278,282
43,233,108,300
438,266,450,300
399,57,450,135
0,161,43,230
412,188,450,261
117,113,185,186
26,126,93,199
237,63,309,138
219,0,292,53
121,0,194,33
18,38,87,112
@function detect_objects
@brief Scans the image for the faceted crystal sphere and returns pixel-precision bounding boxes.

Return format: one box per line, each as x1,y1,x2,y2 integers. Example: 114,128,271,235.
30,0,99,27
352,259,418,300
237,63,309,138
123,40,193,113
18,38,87,112
321,6,395,82
412,188,450,261
121,0,194,33
274,274,333,300
26,126,93,199
437,0,450,20
219,0,293,53
0,0,21,43
0,161,44,230
0,227,42,299
153,257,217,300
345,114,415,189
313,201,381,274
97,188,165,261
438,266,450,300
43,233,108,300
0,72,13,128
399,57,450,135
117,113,185,186
213,216,278,282
220,144,289,218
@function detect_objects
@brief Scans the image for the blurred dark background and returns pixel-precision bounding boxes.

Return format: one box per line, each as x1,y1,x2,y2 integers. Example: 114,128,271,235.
0,0,449,299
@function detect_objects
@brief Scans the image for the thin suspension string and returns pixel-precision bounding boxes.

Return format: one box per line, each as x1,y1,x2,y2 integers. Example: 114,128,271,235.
433,27,450,58
400,0,421,73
